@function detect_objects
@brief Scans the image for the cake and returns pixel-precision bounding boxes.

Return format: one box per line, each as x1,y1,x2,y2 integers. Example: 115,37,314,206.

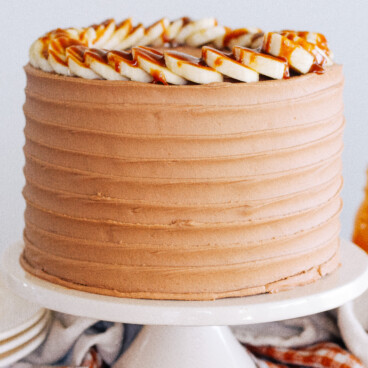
21,17,344,300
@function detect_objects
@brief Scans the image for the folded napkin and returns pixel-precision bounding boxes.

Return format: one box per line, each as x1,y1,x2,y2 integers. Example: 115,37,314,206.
246,342,364,368
10,310,365,368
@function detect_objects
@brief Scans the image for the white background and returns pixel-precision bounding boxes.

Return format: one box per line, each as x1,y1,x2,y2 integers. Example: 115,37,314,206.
0,0,367,253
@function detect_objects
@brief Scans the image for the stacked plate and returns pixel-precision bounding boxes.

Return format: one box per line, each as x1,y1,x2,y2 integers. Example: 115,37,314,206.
0,279,51,367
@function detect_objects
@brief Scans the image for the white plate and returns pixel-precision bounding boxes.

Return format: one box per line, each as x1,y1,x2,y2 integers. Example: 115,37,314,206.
0,324,48,367
0,310,50,354
0,278,45,341
2,240,367,326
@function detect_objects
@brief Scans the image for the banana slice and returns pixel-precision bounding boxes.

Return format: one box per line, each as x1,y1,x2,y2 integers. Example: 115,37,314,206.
213,26,232,48
84,49,128,80
166,17,189,41
115,24,145,50
29,38,53,72
164,50,223,84
91,19,116,47
202,46,259,82
103,18,133,49
281,31,332,67
294,31,333,58
233,46,289,79
79,19,115,47
151,17,189,47
250,32,264,49
137,18,169,47
186,26,226,47
225,28,263,49
132,46,187,85
107,50,153,82
66,46,101,79
175,18,217,44
48,37,85,75
262,32,314,74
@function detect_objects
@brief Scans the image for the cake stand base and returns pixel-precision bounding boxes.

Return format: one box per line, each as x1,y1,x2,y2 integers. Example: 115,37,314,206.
117,325,255,368
1,240,368,368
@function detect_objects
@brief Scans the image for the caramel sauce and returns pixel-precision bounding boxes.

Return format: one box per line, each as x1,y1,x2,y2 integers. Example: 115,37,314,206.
296,31,331,56
202,46,234,64
93,19,114,43
262,33,273,56
235,46,290,79
282,32,326,66
54,37,84,52
280,32,327,73
40,36,50,59
263,33,296,76
309,63,325,74
145,18,165,34
107,50,137,72
250,32,264,48
182,17,191,27
48,50,67,66
129,23,144,35
47,28,70,38
214,57,223,67
116,18,132,33
90,18,113,31
223,28,249,48
133,46,165,67
166,50,212,70
151,69,168,84
161,32,170,44
85,48,109,64
49,37,84,66
249,51,257,64
67,45,88,65
78,29,88,43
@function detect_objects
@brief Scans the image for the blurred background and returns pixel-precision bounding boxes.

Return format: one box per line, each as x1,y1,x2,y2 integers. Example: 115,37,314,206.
1,0,367,253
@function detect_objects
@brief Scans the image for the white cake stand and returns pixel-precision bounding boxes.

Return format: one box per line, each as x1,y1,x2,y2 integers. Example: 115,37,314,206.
1,240,368,368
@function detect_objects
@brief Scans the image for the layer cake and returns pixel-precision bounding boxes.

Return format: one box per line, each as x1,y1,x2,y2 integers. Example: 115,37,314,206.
21,18,344,300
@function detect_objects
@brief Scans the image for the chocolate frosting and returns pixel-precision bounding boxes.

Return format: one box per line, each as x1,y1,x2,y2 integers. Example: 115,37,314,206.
21,64,344,300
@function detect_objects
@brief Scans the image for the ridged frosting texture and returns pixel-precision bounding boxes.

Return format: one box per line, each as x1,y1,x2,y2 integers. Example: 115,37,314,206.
21,64,344,300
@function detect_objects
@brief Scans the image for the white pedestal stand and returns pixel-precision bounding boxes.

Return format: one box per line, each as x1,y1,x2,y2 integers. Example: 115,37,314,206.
2,240,368,368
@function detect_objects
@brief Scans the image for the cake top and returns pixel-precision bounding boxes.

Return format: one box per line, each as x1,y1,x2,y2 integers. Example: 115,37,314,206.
29,17,334,85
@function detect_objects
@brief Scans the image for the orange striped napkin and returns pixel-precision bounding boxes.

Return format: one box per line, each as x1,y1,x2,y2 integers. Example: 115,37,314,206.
246,342,364,368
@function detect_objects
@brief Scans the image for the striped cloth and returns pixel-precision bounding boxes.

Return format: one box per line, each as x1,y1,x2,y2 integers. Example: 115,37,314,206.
246,342,364,368
80,342,365,368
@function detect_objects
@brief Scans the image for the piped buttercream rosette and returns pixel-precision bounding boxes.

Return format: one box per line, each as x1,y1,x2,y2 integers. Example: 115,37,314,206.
29,17,334,84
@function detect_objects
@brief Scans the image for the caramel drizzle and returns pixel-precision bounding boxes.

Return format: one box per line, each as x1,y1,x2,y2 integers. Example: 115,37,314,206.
66,45,89,66
107,50,137,73
202,46,238,68
49,37,84,66
132,47,167,84
31,17,333,83
166,50,210,69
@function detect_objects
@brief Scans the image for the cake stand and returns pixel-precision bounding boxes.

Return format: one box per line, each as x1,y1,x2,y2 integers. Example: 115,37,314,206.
1,240,368,368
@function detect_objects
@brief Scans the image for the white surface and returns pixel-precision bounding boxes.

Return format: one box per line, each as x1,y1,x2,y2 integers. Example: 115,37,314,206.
0,325,48,368
0,311,50,354
0,0,368,255
115,326,256,368
1,240,368,326
0,279,45,341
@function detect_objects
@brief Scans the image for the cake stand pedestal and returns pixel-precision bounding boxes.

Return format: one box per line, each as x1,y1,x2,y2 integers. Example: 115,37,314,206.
2,240,368,368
